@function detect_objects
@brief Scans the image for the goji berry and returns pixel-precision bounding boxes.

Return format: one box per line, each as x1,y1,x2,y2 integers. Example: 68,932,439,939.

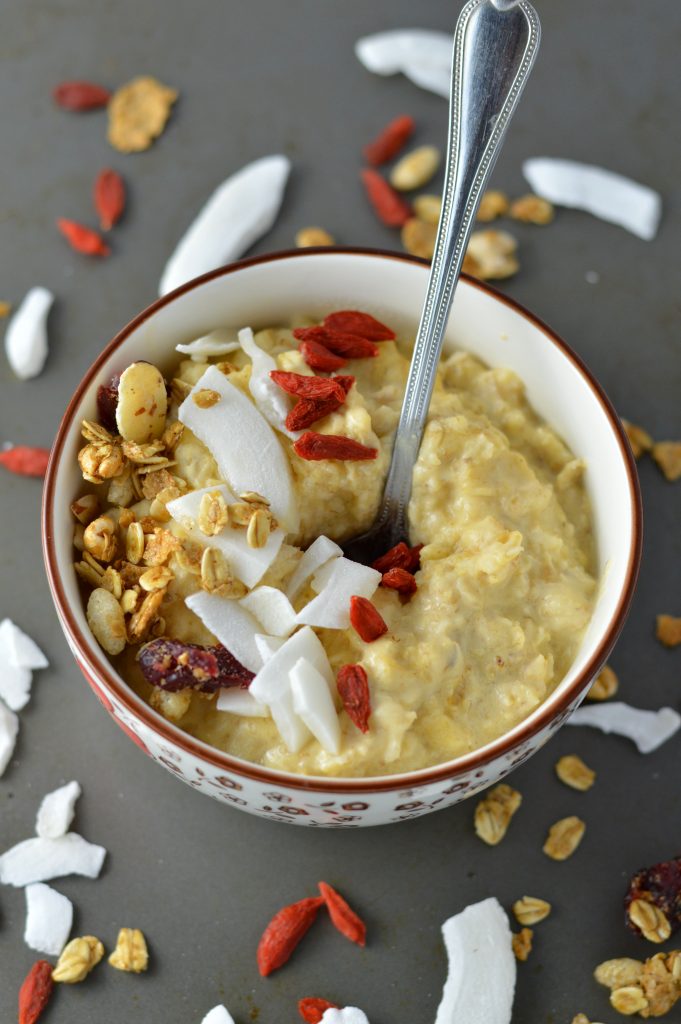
336,664,371,733
372,541,423,575
323,309,396,341
381,567,417,596
94,169,126,231
56,219,110,257
18,960,54,1024
318,881,367,947
298,997,339,1023
364,114,415,166
299,338,347,372
0,446,50,478
257,896,325,977
53,80,111,110
286,396,344,432
360,169,411,227
293,433,378,462
270,370,345,402
293,326,378,360
349,596,388,642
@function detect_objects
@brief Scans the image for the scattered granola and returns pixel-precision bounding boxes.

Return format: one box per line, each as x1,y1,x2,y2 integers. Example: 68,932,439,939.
588,664,619,700
296,227,335,247
464,229,519,280
652,442,681,481
107,75,178,153
509,194,554,224
477,190,510,222
628,899,672,944
474,784,522,845
512,896,551,925
655,615,681,648
543,816,585,860
512,927,533,961
595,951,681,1018
622,420,653,459
401,216,436,259
52,935,105,983
108,927,149,972
413,193,441,224
0,300,11,317
390,145,440,191
555,754,596,791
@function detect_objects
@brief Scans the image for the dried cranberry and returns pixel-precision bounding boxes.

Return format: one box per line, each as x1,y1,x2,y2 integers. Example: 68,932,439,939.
137,638,254,693
97,374,120,431
625,856,681,936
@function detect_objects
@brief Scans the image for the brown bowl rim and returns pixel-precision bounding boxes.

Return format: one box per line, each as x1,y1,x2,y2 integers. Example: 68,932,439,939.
42,246,643,794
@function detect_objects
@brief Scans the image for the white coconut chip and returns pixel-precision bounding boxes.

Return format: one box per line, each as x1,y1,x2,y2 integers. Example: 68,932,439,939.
166,484,285,589
0,833,106,887
179,365,299,533
0,701,19,778
254,634,286,662
290,657,341,755
522,158,662,240
200,1007,236,1024
175,328,240,361
322,1010,370,1024
216,688,270,717
297,557,381,630
567,702,681,754
286,535,343,602
355,29,452,98
24,882,73,956
36,781,82,839
238,327,297,438
239,587,297,638
250,626,333,705
185,591,263,673
0,618,49,670
5,286,54,380
0,660,32,712
269,691,313,753
434,897,516,1024
159,154,291,296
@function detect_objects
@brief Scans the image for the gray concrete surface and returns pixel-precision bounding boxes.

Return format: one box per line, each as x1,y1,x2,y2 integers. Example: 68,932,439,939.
1,1,679,1021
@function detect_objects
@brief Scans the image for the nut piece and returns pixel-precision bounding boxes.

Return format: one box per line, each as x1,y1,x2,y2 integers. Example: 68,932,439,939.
247,508,271,549
595,958,645,990
108,75,178,153
401,217,437,260
512,927,533,962
477,190,510,222
512,896,552,925
509,194,554,224
295,226,335,247
588,664,619,701
622,419,653,459
192,388,221,409
474,783,522,845
555,754,596,792
652,441,681,481
656,614,681,648
628,899,672,944
108,927,149,973
390,146,441,191
149,688,192,721
128,588,165,642
413,194,441,225
139,565,174,592
71,493,101,525
126,521,146,564
115,361,168,443
610,985,649,1015
543,816,586,861
83,516,117,562
198,490,230,536
52,935,105,983
464,230,519,280
571,1015,591,1024
87,588,127,655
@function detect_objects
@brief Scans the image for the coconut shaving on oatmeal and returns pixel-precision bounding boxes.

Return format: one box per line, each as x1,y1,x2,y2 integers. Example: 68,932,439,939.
71,309,596,777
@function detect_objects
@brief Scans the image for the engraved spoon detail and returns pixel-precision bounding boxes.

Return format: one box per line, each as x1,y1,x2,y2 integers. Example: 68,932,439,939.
344,0,541,564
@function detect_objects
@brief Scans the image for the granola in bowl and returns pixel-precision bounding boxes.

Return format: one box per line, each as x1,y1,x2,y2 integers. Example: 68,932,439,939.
70,308,597,778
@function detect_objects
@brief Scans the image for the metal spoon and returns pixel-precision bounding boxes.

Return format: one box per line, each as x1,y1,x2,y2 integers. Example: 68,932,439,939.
344,0,541,564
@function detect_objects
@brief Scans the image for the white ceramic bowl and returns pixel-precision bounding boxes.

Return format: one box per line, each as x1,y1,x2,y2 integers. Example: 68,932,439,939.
43,249,641,827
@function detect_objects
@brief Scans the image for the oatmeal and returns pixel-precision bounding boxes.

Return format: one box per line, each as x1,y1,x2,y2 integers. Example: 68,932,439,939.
72,309,596,777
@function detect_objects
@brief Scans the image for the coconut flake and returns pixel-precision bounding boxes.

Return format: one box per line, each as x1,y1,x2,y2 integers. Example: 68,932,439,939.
567,702,681,754
185,591,263,673
286,536,343,601
36,781,82,839
159,155,291,296
355,29,452,98
269,691,313,753
297,557,381,629
290,658,341,755
178,365,299,532
254,634,286,662
250,626,333,705
0,833,107,887
0,618,49,670
522,158,662,240
5,287,54,380
24,882,73,956
238,327,297,438
0,660,32,711
0,701,19,777
239,587,297,637
216,688,270,717
200,1007,237,1024
175,328,240,361
322,1011,370,1024
166,484,284,588
434,897,516,1024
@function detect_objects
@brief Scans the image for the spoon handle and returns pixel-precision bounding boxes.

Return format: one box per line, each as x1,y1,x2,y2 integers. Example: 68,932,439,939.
379,0,541,542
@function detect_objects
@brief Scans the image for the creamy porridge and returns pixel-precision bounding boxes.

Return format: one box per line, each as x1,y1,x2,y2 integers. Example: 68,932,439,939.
72,309,596,777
